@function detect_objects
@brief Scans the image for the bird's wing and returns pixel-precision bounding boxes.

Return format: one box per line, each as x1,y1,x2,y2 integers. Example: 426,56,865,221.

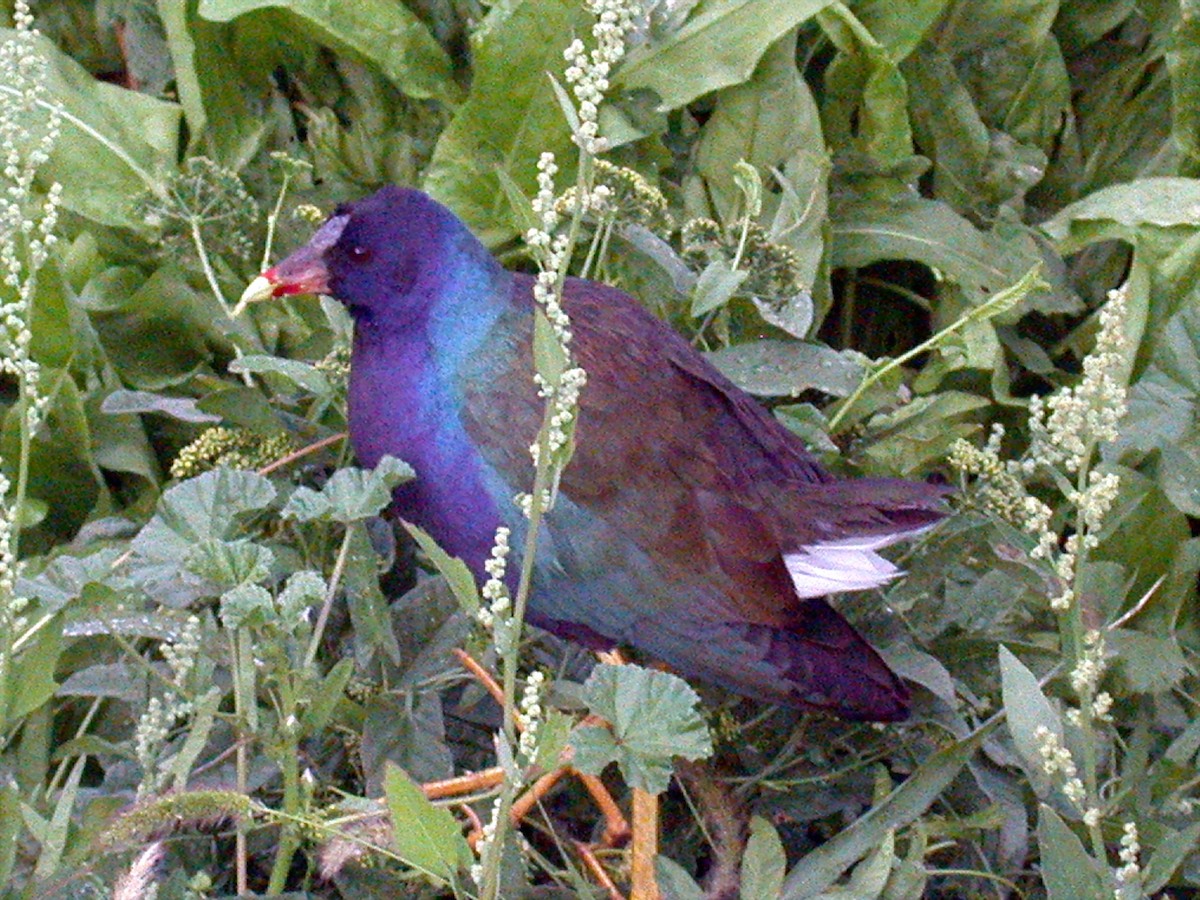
458,275,943,627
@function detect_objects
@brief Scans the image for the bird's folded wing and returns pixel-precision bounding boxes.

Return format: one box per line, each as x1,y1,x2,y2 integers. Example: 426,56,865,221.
459,275,944,627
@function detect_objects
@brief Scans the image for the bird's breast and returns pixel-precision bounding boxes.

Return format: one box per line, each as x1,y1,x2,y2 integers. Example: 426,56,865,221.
347,338,508,572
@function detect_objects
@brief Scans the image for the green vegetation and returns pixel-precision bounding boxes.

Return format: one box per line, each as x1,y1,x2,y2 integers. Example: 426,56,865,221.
0,0,1198,897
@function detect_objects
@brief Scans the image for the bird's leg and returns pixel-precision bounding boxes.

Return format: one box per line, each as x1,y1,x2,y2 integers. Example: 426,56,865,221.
594,647,662,900
460,803,485,849
419,650,631,845
577,771,631,846
629,789,661,900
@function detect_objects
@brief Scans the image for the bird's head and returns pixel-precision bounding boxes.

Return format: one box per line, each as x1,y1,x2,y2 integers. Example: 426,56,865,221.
239,186,491,326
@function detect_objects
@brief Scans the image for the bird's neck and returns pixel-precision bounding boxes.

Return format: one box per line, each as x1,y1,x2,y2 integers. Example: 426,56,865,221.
347,256,514,570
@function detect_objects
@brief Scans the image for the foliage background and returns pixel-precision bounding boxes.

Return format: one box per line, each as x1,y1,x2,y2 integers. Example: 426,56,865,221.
1,0,1200,897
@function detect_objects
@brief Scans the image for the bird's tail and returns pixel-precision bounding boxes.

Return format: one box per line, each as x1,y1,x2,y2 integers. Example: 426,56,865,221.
655,599,910,721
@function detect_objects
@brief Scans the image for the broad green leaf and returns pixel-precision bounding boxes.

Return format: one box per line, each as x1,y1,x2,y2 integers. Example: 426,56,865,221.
706,340,863,398
134,467,276,561
424,0,588,243
1108,629,1186,695
185,538,274,590
282,456,413,523
156,0,267,163
1143,822,1200,894
32,755,85,879
1,369,105,549
101,389,221,424
781,721,997,898
570,663,712,794
197,0,458,104
700,24,816,225
0,781,17,885
852,0,947,59
1170,8,1200,176
753,293,815,340
229,354,333,397
1095,469,1191,624
343,522,402,664
5,617,62,724
403,522,481,615
903,45,993,213
1036,805,1107,900
364,694,455,787
15,548,125,612
818,830,894,898
618,0,833,111
656,857,706,900
277,570,327,628
742,816,786,900
304,657,355,734
85,265,214,390
832,193,1041,300
531,709,573,772
818,3,914,173
0,30,178,228
219,583,274,630
167,688,222,790
691,258,749,316
860,391,990,478
1042,177,1200,253
382,762,471,884
1113,301,1200,513
998,645,1060,799
57,663,142,703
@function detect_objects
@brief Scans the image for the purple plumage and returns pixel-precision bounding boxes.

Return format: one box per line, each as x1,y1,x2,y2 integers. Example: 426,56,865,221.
250,186,947,721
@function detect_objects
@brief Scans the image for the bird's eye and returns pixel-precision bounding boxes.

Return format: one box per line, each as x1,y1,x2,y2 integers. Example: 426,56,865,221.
349,245,372,263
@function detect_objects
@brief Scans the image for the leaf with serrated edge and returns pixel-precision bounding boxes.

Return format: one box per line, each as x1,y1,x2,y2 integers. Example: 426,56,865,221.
570,664,711,794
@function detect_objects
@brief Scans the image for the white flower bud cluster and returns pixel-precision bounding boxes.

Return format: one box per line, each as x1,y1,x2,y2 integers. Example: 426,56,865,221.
517,670,546,761
950,285,1132,617
531,366,589,471
1025,286,1130,476
477,527,514,654
1113,820,1142,897
1069,630,1107,697
0,472,16,599
562,0,643,155
0,2,61,435
1034,725,1088,811
161,615,203,688
514,489,554,520
525,153,577,348
135,615,214,795
135,695,188,795
470,796,506,888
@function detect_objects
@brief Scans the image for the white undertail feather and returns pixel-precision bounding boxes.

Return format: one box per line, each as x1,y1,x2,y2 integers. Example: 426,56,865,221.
784,530,922,598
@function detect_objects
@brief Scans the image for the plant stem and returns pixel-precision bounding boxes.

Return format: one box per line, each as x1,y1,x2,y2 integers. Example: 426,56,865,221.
479,149,596,900
267,700,302,893
190,214,228,307
827,265,1044,433
229,629,255,894
304,523,355,670
261,172,295,271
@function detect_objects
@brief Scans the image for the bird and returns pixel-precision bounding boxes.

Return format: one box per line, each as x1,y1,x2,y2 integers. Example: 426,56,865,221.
240,185,947,722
